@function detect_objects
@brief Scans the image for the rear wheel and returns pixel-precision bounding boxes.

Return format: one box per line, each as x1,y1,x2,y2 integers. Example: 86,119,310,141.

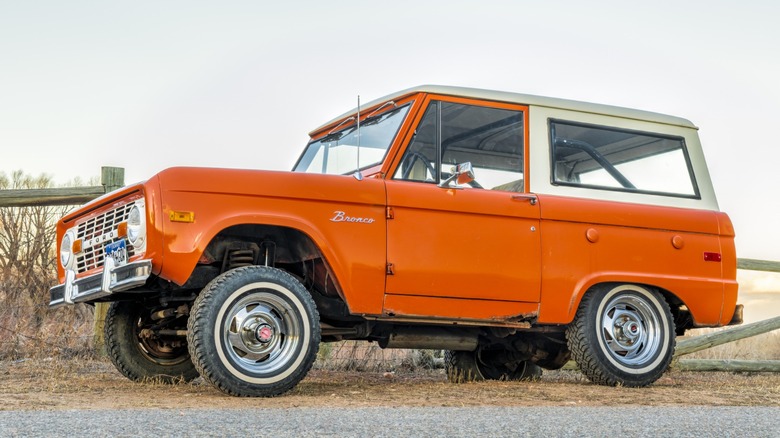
566,284,675,387
105,301,198,383
445,350,542,383
187,266,320,397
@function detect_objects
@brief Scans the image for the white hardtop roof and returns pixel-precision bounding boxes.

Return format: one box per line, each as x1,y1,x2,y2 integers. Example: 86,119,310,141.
310,85,697,135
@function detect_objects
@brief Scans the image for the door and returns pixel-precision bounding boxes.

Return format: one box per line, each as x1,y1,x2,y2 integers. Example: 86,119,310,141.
385,97,541,307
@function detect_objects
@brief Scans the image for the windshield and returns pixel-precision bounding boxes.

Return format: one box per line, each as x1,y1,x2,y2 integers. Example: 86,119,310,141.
294,104,410,174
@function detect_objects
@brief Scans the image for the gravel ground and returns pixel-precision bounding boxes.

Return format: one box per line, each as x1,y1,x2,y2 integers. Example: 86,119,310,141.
2,358,779,437
1,406,778,437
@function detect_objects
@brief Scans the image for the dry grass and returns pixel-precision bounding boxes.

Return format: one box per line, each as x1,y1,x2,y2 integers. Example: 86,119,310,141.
0,302,96,360
2,293,778,410
2,315,778,411
316,341,440,372
1,357,778,411
2,291,778,410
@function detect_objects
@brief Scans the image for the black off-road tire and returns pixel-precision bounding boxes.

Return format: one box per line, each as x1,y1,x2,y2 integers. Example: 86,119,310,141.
445,350,481,383
105,301,199,383
566,284,675,387
445,350,542,383
187,266,320,397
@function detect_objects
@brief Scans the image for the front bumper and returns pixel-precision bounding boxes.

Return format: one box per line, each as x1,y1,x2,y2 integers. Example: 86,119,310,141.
49,258,153,309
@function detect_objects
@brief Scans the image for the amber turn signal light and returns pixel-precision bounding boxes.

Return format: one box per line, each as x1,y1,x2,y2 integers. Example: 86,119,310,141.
170,211,195,223
116,222,128,238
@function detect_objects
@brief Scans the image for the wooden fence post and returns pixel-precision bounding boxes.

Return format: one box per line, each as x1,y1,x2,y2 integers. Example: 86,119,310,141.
93,167,125,355
101,166,125,193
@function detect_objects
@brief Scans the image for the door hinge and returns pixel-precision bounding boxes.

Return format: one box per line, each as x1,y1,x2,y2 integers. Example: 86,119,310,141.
386,263,395,275
386,206,395,219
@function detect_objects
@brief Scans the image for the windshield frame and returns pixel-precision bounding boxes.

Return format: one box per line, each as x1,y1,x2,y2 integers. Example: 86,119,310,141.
293,102,412,175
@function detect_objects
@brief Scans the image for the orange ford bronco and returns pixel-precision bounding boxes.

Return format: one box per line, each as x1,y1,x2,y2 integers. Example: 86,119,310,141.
50,86,741,396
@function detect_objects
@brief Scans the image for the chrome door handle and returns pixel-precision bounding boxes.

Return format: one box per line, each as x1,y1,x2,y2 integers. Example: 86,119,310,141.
511,194,537,205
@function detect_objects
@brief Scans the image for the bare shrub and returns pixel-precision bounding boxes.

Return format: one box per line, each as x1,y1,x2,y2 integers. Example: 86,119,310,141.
0,171,95,359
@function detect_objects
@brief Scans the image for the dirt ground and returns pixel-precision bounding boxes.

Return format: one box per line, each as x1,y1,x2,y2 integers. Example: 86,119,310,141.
1,358,778,410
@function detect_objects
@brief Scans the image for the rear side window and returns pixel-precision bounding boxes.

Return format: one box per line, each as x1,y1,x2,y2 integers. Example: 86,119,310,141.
550,120,699,198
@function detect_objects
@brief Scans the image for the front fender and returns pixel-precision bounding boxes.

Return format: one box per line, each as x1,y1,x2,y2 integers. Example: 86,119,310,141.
154,167,388,315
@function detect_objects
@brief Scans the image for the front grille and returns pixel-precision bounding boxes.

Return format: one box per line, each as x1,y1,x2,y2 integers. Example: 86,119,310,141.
75,202,138,273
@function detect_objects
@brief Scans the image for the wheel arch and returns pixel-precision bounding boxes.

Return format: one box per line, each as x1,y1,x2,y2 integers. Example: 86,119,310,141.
171,219,349,309
556,275,703,333
564,281,676,387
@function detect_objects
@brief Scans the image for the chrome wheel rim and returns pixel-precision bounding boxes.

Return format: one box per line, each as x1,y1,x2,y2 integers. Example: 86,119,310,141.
222,291,303,375
599,294,662,366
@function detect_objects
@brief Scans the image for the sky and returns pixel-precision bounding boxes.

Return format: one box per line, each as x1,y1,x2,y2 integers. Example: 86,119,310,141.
2,1,780,302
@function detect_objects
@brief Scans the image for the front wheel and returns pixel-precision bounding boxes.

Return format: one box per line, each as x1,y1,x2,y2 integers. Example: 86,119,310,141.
187,266,320,397
566,284,675,387
105,301,199,383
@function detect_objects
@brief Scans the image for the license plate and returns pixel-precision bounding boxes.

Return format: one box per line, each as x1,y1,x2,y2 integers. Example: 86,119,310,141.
105,240,128,267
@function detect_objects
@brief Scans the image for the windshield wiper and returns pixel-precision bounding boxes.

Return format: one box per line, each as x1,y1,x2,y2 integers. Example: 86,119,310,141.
361,101,398,128
319,131,346,143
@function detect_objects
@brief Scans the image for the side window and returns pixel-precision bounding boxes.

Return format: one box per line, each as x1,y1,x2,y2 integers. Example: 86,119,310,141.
394,101,525,191
395,104,438,182
550,120,699,198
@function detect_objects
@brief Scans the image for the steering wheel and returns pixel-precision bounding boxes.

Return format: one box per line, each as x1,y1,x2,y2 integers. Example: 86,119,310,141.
400,151,437,181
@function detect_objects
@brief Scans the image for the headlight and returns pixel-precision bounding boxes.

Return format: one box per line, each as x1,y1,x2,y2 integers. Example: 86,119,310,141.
127,201,146,248
60,230,75,268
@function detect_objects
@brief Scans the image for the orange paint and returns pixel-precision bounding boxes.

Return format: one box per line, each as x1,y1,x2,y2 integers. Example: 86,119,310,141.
51,87,738,332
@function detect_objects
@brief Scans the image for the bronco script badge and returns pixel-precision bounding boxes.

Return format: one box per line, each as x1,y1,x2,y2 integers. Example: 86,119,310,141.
330,211,375,224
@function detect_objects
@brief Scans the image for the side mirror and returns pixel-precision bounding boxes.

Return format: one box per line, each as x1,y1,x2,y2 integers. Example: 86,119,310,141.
438,162,475,188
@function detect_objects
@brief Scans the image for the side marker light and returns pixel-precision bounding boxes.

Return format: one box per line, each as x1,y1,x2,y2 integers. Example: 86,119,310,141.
703,252,722,262
170,211,195,223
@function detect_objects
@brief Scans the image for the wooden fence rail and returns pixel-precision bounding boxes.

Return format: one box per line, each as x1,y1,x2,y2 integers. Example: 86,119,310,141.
0,167,124,207
669,315,780,372
674,359,780,372
737,258,780,273
674,315,780,357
